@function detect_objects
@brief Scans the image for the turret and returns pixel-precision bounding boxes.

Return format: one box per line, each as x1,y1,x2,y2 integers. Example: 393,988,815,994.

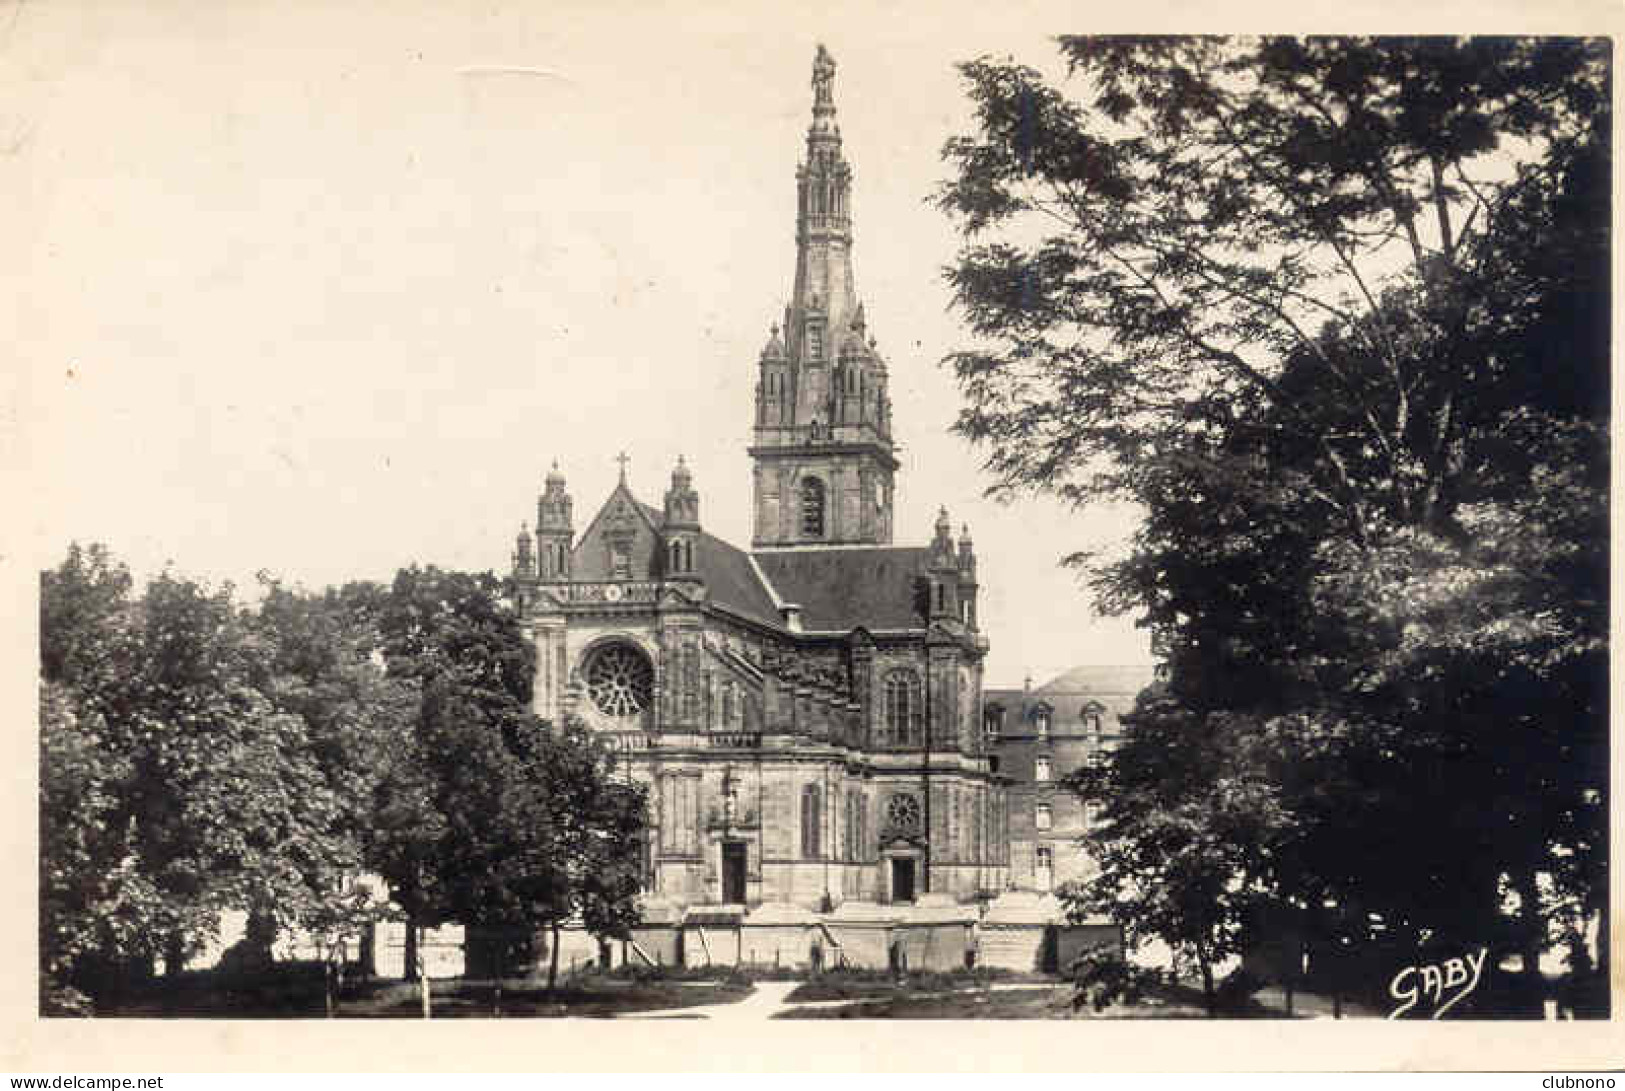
757,323,789,427
512,521,536,579
957,523,978,629
927,507,960,622
536,460,574,581
663,456,701,580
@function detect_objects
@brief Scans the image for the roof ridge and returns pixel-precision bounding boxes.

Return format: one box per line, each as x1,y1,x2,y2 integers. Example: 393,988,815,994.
746,553,787,610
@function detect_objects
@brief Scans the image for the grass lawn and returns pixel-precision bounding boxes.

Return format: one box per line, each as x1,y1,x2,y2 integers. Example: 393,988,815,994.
88,971,753,1019
784,968,1053,1004
779,985,1072,1019
778,979,1291,1020
340,978,754,1018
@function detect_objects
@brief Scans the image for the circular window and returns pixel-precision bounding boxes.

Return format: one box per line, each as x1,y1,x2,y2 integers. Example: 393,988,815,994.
585,643,654,719
885,793,921,833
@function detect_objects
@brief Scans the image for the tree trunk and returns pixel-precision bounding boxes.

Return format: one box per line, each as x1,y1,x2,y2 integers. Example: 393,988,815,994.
1516,869,1547,1017
324,958,335,1018
244,906,278,967
418,932,430,1019
1195,944,1215,1018
163,933,186,981
1596,899,1610,991
547,920,562,996
403,910,419,983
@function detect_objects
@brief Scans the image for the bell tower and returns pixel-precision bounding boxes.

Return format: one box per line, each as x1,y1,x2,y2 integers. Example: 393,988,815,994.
750,44,898,549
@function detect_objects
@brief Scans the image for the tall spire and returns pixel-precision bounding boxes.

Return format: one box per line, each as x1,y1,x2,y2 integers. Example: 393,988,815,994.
748,45,898,548
795,44,852,268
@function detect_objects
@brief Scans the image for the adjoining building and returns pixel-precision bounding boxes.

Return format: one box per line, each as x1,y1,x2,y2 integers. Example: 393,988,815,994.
983,664,1158,893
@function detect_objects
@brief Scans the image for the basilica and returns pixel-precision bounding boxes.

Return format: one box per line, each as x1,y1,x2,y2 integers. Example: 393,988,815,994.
506,46,1010,912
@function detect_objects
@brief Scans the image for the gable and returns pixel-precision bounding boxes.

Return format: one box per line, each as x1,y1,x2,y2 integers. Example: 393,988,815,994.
572,485,663,581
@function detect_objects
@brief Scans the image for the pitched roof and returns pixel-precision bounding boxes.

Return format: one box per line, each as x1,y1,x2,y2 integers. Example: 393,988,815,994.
696,532,784,629
1036,663,1158,697
628,501,784,629
568,491,931,634
750,547,929,632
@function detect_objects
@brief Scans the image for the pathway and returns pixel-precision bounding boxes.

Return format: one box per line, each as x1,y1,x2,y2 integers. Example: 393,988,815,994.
615,980,1058,1020
618,980,803,1020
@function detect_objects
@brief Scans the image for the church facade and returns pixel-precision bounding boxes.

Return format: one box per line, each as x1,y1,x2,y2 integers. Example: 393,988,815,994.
507,46,1009,912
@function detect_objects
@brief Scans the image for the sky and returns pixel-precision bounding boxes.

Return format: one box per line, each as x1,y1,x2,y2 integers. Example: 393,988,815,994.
10,4,1162,685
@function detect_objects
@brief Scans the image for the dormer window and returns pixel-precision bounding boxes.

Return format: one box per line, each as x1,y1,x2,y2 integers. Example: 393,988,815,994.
1035,756,1052,783
1034,709,1050,738
984,708,1002,738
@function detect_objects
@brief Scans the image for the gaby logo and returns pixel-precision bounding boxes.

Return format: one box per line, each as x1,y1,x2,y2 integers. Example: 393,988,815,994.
1388,946,1488,1019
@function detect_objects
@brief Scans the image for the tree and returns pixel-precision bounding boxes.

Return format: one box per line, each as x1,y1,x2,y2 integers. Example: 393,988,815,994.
532,721,648,993
940,36,1609,1009
39,545,153,1007
246,580,421,1002
358,568,648,993
939,36,1605,534
115,571,378,979
39,682,147,1012
40,547,417,1010
1062,690,1292,1014
361,566,538,980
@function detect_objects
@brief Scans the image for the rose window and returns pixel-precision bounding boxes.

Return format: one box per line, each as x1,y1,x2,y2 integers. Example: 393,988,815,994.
885,793,921,834
585,644,653,719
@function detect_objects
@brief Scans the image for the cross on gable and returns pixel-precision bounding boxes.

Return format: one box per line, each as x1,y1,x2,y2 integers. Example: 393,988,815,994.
616,451,631,481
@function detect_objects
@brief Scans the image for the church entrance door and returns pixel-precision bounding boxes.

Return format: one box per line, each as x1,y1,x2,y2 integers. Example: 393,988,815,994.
891,857,915,904
722,841,748,905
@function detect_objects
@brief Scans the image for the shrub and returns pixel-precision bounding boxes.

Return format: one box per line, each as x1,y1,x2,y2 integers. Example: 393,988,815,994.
1069,948,1164,1013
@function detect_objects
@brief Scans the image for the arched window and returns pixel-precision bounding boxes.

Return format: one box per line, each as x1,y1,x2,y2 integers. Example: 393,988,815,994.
801,783,822,858
883,669,922,746
800,477,826,538
669,541,682,573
